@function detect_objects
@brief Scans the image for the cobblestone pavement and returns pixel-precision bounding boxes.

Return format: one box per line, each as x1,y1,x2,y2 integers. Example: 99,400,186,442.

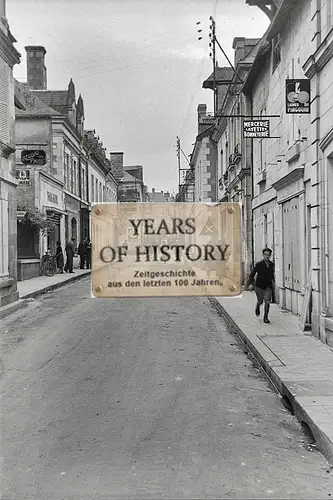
1,277,333,499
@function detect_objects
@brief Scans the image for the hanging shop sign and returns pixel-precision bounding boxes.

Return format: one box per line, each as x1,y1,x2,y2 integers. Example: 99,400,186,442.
17,210,27,220
16,169,31,185
21,149,46,165
243,120,270,138
91,202,241,299
286,79,310,114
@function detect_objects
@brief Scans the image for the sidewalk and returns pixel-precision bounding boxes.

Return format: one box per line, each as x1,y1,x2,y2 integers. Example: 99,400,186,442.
0,266,91,319
211,292,333,465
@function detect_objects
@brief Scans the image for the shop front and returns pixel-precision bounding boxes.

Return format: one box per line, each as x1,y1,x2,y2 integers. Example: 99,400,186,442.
64,194,81,249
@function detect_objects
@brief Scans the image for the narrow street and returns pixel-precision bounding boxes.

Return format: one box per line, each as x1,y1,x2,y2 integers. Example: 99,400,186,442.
1,277,333,499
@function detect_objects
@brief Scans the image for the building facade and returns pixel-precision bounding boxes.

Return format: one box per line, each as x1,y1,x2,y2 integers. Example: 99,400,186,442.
118,165,145,202
15,46,117,280
213,37,260,283
0,0,21,308
147,188,171,202
243,0,333,346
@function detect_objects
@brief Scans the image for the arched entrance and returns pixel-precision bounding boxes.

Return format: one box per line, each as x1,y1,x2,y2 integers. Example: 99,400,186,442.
71,217,77,245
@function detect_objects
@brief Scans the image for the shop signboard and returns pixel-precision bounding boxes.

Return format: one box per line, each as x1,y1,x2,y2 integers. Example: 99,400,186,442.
21,150,46,165
286,79,311,114
243,120,270,138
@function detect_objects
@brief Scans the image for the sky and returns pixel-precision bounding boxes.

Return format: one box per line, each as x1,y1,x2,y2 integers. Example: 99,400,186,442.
8,0,269,194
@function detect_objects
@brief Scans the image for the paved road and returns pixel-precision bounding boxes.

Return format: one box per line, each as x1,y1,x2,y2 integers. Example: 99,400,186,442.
1,277,333,499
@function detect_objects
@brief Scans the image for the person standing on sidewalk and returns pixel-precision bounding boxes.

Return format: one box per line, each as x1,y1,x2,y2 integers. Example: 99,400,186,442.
55,241,64,274
85,239,92,269
64,238,75,274
78,237,87,269
247,247,275,324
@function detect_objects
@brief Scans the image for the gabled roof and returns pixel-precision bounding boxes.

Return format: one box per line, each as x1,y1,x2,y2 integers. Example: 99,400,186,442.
122,170,139,183
14,80,61,116
124,165,143,182
31,90,69,114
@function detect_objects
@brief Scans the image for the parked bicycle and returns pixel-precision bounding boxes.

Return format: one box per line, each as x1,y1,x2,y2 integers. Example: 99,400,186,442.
40,251,56,277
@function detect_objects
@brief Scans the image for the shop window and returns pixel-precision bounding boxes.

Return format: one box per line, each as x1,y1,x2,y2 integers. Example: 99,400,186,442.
17,223,39,259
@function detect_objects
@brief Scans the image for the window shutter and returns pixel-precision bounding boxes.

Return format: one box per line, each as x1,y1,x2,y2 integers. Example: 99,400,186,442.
0,59,9,145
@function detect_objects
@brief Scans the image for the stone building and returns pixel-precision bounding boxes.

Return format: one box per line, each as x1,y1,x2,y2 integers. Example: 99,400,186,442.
243,0,333,346
213,37,260,283
191,68,234,203
0,0,20,308
147,188,171,202
15,46,117,280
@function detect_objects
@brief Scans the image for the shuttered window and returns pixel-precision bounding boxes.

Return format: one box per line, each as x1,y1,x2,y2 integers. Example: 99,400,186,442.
0,59,9,145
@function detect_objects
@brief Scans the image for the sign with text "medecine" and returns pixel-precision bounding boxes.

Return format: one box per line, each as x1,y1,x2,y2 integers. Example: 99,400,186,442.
243,120,270,138
91,202,241,298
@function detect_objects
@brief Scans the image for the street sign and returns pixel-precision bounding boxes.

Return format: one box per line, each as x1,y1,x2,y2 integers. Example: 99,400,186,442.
286,79,310,114
243,120,270,138
91,202,241,298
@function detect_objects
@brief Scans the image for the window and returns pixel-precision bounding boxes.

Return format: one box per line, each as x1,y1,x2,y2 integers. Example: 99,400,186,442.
272,34,281,72
99,182,102,202
81,168,85,200
73,160,77,195
91,175,94,201
259,107,267,173
95,179,98,201
67,154,71,190
65,153,70,190
70,159,74,193
0,195,9,277
63,154,67,188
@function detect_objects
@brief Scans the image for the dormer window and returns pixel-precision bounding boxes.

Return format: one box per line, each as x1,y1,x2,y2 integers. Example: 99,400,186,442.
272,34,281,73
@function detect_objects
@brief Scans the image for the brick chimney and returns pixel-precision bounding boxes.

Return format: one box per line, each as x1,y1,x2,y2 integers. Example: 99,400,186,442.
25,46,47,90
110,152,124,181
232,37,260,67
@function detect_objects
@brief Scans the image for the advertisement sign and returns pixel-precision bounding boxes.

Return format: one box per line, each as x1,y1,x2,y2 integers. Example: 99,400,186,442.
16,169,31,185
21,150,46,165
243,120,270,138
91,202,241,298
286,79,310,114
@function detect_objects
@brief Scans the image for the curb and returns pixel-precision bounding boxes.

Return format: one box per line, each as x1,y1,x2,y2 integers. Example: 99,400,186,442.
0,298,30,320
20,271,91,300
210,297,333,465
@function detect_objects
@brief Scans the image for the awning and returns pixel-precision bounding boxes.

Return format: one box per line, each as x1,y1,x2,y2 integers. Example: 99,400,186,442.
46,211,61,225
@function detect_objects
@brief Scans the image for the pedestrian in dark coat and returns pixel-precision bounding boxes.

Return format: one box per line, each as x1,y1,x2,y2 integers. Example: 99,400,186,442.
55,241,64,274
85,239,92,269
64,238,75,273
78,238,87,269
247,247,275,324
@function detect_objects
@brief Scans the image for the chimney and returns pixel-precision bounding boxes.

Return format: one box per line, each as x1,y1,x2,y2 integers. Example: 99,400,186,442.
25,46,47,90
110,152,124,181
232,37,259,67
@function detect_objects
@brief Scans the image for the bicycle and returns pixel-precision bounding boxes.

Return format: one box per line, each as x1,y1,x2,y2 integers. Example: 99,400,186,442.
40,253,56,277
